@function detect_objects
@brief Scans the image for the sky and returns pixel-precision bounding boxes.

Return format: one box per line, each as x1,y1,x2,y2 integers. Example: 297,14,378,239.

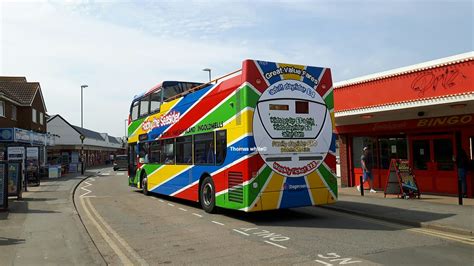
0,0,472,138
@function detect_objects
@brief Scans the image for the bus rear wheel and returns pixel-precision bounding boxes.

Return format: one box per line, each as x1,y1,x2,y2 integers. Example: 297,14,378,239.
141,174,149,196
200,176,216,213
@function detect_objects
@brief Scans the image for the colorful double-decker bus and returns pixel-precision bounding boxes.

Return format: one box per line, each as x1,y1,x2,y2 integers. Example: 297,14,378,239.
127,60,337,213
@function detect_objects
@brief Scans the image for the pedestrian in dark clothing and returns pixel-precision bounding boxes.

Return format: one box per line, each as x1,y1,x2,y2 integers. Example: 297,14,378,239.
358,146,376,193
456,149,469,197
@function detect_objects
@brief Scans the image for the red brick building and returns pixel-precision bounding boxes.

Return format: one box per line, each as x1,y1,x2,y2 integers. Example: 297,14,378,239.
335,52,473,197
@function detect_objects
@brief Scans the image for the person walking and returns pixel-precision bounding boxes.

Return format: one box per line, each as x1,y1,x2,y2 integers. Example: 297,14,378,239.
456,149,469,198
358,146,376,193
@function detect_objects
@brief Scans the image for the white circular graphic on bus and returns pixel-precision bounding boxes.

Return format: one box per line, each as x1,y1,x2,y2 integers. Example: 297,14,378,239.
253,80,333,177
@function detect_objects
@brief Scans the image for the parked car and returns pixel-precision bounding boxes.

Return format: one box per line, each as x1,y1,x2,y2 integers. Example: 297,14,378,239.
113,155,128,171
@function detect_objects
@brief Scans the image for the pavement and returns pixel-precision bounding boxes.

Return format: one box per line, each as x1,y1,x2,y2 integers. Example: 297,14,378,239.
323,183,474,237
0,170,106,265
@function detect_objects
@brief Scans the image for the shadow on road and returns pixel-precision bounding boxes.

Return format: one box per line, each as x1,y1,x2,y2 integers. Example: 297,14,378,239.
0,237,25,246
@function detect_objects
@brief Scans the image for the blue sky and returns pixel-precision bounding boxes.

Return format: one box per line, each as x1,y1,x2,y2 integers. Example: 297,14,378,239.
1,0,472,137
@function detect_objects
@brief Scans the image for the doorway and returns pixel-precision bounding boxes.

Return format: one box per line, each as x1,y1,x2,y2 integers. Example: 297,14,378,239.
410,134,457,194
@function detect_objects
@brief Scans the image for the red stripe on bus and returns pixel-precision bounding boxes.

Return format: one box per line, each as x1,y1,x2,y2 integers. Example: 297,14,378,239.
242,60,268,93
316,69,333,97
323,153,336,170
163,75,241,138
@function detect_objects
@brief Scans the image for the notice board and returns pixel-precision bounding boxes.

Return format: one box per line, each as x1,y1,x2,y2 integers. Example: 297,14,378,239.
384,159,420,199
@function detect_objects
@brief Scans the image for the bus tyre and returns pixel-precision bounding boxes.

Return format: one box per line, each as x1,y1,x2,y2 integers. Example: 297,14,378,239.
200,176,216,213
142,175,149,196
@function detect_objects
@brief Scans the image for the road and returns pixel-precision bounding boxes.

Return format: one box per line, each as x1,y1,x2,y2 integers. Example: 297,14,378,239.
74,168,473,265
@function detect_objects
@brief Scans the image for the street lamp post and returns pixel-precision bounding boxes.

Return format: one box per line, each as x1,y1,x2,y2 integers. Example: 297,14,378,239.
80,84,88,175
202,68,211,82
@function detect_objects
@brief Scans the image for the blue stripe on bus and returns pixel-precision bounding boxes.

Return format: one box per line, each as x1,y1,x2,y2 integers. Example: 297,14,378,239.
302,66,324,88
147,85,214,140
279,176,312,209
330,133,336,153
256,61,281,85
151,135,256,195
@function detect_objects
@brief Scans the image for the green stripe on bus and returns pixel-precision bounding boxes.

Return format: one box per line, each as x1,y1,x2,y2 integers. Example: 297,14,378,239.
128,117,145,136
318,164,337,196
324,91,334,110
184,85,259,135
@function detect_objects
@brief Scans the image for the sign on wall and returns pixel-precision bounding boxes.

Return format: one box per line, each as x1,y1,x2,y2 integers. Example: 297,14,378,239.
8,162,22,198
7,146,25,161
0,163,7,210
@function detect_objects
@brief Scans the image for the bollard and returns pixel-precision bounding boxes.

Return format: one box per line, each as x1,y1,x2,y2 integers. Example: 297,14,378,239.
360,175,364,196
458,178,463,205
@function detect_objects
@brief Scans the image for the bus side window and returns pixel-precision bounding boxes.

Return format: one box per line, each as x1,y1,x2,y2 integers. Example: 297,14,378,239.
139,95,150,117
176,136,192,164
131,101,139,120
150,90,161,114
150,140,162,164
216,130,227,165
194,132,214,165
162,139,175,165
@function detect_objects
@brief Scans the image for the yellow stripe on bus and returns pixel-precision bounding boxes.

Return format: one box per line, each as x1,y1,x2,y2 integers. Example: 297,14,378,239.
278,63,306,81
222,109,253,144
147,165,190,189
260,173,285,210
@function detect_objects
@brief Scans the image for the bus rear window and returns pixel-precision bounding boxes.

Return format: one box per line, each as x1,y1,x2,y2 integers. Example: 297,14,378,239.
295,101,309,114
269,104,289,111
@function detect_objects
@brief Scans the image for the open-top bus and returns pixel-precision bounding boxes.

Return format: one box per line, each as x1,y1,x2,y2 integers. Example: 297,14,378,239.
127,60,337,213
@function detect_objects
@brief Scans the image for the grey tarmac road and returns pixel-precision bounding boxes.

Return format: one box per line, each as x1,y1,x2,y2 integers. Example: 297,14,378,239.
74,168,473,265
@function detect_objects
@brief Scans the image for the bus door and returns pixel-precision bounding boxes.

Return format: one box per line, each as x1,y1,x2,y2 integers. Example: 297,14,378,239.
128,143,137,179
410,134,457,194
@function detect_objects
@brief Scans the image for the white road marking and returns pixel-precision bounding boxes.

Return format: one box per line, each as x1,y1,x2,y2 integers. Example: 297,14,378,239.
178,208,187,212
264,241,287,249
80,181,93,197
315,260,333,265
158,199,164,202
167,203,175,207
233,229,250,236
211,221,225,226
192,213,203,218
117,173,125,176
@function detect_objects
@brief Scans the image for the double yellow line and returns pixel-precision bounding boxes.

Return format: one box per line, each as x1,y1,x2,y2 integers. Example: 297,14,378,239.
80,197,149,265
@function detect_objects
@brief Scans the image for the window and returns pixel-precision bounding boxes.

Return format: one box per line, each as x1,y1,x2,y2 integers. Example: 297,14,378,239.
295,101,309,114
139,96,150,117
162,139,175,164
176,136,192,164
32,108,37,123
39,112,44,125
378,137,407,169
11,105,16,120
269,104,289,111
352,136,377,168
139,142,150,163
150,140,162,163
0,101,4,117
150,90,161,114
194,132,214,165
215,130,227,165
131,101,139,120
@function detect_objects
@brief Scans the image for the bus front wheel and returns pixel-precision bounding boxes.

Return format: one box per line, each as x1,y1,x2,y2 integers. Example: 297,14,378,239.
200,176,216,213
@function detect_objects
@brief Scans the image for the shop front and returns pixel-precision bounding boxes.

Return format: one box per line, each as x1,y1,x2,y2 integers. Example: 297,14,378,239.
335,52,473,197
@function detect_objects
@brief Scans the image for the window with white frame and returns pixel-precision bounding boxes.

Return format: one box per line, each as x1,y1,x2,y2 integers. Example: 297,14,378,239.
39,112,44,125
32,108,37,123
12,105,17,120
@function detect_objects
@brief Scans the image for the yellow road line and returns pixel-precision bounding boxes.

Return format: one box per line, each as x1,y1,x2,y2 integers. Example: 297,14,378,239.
85,197,149,265
80,197,133,265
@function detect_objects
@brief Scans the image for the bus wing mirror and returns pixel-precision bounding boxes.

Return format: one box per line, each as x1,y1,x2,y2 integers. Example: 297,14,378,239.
139,158,145,164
